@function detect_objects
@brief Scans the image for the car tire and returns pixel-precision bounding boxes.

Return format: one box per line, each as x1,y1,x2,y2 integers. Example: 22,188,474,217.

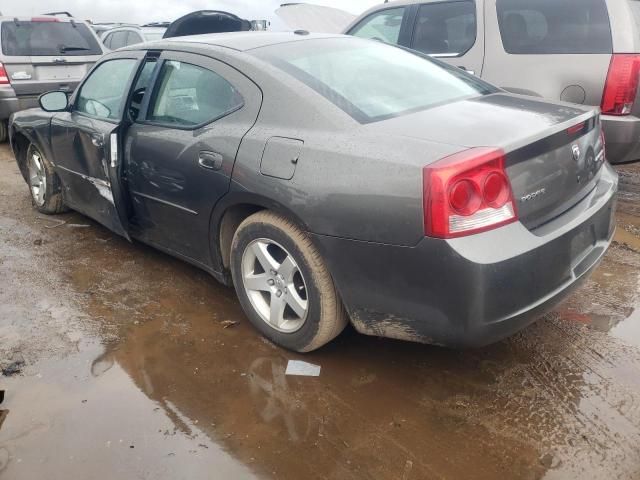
26,143,67,214
0,121,7,143
230,211,348,352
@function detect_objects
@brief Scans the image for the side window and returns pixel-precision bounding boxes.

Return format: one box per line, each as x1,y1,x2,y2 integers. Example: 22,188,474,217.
76,59,137,120
103,33,113,49
109,31,129,50
147,60,243,127
496,0,612,54
126,31,144,46
411,1,476,56
349,7,405,44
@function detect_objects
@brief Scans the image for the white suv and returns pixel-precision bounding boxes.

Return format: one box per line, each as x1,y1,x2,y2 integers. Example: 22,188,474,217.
346,0,640,164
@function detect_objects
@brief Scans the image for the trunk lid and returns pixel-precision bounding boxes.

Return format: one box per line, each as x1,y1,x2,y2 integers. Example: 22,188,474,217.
366,93,604,230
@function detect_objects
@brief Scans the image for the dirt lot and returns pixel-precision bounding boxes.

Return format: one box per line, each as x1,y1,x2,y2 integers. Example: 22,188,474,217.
1,143,640,480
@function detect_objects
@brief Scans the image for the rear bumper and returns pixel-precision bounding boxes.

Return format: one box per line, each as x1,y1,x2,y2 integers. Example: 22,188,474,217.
313,163,618,348
601,114,640,164
0,88,39,121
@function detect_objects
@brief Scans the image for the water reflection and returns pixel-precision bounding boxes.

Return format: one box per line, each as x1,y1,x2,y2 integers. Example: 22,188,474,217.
610,309,640,348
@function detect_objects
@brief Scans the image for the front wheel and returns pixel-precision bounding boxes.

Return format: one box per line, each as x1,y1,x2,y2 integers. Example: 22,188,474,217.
26,144,66,214
230,211,348,352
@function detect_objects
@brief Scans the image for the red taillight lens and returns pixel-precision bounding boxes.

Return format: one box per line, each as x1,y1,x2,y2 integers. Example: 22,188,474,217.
449,179,481,215
0,63,9,85
601,54,640,115
423,147,518,238
483,172,510,208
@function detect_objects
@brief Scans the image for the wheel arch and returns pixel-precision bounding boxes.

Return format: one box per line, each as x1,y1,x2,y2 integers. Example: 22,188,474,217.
210,192,314,280
10,129,35,182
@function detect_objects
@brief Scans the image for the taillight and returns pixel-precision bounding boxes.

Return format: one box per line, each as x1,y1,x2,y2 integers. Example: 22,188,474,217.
423,147,518,238
0,63,8,85
601,54,640,115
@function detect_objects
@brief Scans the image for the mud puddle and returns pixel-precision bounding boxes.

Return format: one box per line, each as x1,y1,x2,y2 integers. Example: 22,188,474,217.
2,146,640,479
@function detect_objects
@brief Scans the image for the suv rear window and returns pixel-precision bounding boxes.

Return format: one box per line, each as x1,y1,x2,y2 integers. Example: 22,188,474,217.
253,38,495,123
496,0,612,54
1,21,102,56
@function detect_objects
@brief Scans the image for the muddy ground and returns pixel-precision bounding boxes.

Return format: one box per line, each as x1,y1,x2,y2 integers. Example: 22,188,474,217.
1,143,640,480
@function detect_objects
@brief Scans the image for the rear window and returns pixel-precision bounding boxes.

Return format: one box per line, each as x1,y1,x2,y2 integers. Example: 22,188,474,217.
252,38,495,123
1,21,102,56
496,0,612,54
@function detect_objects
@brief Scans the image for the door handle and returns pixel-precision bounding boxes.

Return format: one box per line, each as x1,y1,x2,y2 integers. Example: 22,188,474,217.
198,151,223,171
458,66,475,75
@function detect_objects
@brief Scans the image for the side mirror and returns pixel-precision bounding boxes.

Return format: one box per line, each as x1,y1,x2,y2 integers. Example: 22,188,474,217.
39,91,69,112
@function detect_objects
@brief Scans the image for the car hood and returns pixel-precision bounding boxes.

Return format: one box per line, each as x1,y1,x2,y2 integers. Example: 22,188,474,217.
163,10,251,38
275,4,356,33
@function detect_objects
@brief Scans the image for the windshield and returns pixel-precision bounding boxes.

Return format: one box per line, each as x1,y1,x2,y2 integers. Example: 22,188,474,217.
252,38,495,123
1,21,102,56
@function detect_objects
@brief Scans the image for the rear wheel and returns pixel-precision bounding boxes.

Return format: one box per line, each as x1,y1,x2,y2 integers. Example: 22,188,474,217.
0,121,7,143
26,144,66,214
230,211,348,352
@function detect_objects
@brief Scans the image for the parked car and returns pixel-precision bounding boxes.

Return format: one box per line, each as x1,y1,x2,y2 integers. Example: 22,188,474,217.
90,22,134,37
98,11,254,51
0,15,105,142
9,33,617,352
345,0,640,164
100,26,166,50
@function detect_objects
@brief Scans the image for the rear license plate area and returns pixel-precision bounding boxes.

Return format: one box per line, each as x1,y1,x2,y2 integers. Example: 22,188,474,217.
34,65,85,81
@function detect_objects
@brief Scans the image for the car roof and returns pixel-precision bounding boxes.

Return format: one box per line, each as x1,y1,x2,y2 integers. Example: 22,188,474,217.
153,31,344,52
105,26,143,32
0,15,87,23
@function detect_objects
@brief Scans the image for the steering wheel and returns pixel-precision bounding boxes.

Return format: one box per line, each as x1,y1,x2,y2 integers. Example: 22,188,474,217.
129,87,146,119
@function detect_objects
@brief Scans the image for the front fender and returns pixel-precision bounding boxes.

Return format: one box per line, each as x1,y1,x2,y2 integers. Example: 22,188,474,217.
10,109,56,177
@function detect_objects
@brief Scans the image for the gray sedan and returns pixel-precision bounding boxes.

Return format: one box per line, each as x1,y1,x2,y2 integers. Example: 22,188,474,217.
9,32,617,352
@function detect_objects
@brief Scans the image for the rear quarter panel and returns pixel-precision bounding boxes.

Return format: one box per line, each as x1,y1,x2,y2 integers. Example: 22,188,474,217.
222,52,463,246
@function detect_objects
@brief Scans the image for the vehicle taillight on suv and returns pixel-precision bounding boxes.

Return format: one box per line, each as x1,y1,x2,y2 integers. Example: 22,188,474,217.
423,147,518,239
601,54,640,116
0,63,9,85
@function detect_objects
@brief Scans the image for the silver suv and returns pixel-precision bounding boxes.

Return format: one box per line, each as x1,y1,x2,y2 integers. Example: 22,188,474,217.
100,26,166,50
0,15,105,142
345,0,640,164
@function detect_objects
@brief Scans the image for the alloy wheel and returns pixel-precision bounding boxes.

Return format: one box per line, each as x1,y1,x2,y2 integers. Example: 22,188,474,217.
28,150,47,207
241,238,309,333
